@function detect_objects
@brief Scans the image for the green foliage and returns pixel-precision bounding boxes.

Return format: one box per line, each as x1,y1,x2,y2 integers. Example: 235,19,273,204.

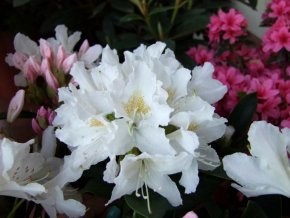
227,93,257,149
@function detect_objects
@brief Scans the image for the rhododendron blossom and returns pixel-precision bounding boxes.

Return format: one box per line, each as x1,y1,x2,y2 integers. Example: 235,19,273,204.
54,42,227,209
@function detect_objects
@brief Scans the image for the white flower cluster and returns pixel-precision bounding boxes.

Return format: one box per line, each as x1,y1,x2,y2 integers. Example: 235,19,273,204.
0,127,86,218
53,42,228,210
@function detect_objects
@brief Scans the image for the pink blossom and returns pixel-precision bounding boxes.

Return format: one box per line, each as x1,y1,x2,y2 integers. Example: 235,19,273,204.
186,46,214,64
269,0,290,19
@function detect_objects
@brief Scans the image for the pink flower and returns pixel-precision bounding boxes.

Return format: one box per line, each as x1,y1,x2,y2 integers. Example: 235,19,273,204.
186,46,214,64
269,0,290,18
270,27,290,52
220,9,247,32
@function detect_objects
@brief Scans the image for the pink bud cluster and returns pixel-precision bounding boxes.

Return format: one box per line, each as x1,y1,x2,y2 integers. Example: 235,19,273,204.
207,9,248,44
6,25,102,91
187,5,290,127
32,106,56,134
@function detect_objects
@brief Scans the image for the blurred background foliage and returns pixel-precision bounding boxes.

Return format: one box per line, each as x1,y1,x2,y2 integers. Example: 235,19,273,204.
0,0,238,68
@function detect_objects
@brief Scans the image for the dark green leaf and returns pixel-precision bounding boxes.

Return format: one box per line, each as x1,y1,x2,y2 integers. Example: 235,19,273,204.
173,15,209,39
228,93,257,138
163,39,176,51
241,201,267,218
125,190,173,218
13,0,31,7
106,206,122,218
113,33,141,50
109,0,134,13
90,2,107,18
201,165,230,180
149,6,175,16
248,0,258,10
119,14,143,23
80,178,114,199
255,195,282,218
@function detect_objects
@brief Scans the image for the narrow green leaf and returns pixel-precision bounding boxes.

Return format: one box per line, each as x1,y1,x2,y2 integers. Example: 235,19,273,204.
119,14,143,23
149,6,175,16
109,0,134,13
13,0,31,7
241,201,267,218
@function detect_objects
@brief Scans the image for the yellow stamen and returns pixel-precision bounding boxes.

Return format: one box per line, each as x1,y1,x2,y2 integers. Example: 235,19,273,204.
188,123,198,132
124,93,150,116
89,118,104,127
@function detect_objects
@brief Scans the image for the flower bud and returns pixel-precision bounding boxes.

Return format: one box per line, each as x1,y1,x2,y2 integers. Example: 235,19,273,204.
7,89,25,123
62,53,77,73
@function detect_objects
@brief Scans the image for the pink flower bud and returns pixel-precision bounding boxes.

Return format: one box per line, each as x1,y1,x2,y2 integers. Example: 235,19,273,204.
23,57,40,82
41,58,51,75
47,110,56,124
32,118,43,134
62,53,77,73
79,39,89,57
12,52,28,70
183,211,198,218
39,39,53,63
37,106,47,117
44,69,59,90
7,89,25,123
56,45,67,69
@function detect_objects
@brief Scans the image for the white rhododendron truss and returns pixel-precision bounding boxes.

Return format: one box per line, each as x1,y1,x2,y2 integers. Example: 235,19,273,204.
54,42,228,211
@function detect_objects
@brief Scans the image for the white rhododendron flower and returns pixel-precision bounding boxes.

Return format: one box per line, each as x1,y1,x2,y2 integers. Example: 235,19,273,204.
54,41,227,209
223,121,290,198
0,127,85,218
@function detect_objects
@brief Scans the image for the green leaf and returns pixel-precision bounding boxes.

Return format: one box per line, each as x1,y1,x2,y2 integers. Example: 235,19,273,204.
173,15,209,39
228,93,257,138
149,6,175,16
248,0,258,10
200,165,230,180
119,14,143,23
125,190,173,218
109,0,134,13
90,2,107,18
80,178,114,199
113,33,141,50
106,206,122,218
241,201,267,218
13,0,31,7
255,195,282,218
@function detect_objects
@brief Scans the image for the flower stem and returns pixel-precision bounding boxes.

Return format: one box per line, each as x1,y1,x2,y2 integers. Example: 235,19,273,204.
7,199,25,218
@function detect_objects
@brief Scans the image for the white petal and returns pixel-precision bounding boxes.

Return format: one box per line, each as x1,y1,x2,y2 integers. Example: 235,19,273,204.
145,170,182,207
179,159,199,194
190,62,227,104
103,156,119,183
81,44,102,65
223,153,290,197
41,126,57,158
107,155,141,205
248,121,289,173
70,62,96,91
14,33,39,56
197,144,220,171
135,126,176,155
167,130,199,155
